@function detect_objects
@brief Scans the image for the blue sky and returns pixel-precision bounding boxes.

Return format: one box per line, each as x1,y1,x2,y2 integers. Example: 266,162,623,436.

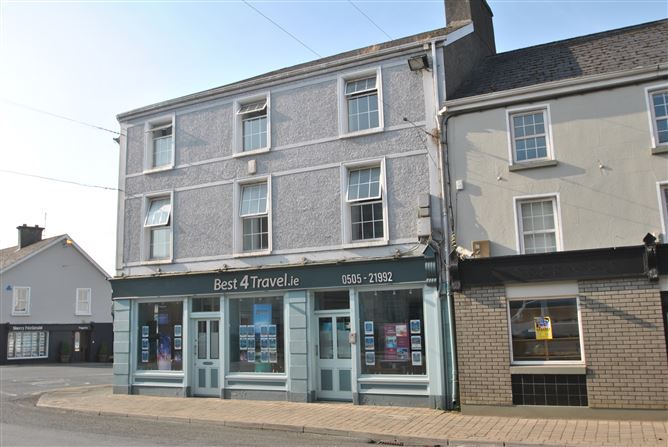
1,0,666,274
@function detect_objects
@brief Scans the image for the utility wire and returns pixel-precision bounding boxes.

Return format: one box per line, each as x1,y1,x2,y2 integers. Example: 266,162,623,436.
347,0,394,41
0,169,122,192
1,98,122,136
240,1,438,166
242,1,322,58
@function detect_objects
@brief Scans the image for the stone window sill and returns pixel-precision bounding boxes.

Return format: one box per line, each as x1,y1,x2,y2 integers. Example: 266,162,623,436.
509,160,558,172
651,145,668,155
510,365,586,375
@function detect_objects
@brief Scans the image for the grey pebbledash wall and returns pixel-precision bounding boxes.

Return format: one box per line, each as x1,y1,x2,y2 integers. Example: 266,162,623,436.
122,58,425,178
122,154,429,265
454,277,668,414
119,55,431,268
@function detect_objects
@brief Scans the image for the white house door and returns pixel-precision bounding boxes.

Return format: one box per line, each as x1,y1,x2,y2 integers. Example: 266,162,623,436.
193,319,220,396
317,313,352,401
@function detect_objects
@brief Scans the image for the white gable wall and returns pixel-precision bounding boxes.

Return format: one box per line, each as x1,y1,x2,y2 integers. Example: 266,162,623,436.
1,241,112,324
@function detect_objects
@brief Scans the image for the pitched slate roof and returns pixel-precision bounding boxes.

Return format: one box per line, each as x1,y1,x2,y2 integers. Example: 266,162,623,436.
0,235,64,271
0,234,110,278
451,19,668,100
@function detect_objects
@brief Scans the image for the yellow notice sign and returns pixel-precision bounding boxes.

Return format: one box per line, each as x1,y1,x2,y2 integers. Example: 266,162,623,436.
534,316,553,340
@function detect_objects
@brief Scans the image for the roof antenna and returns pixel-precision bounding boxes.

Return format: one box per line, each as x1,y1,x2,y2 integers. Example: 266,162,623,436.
43,212,47,236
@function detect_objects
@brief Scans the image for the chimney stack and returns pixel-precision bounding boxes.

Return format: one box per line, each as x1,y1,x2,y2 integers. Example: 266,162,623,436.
17,224,44,249
445,0,496,54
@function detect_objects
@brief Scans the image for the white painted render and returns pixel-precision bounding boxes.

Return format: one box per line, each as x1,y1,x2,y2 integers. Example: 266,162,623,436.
1,238,112,325
448,80,668,256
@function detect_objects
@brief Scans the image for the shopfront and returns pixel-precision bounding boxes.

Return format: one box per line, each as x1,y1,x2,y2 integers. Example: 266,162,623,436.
111,255,447,408
2,323,111,364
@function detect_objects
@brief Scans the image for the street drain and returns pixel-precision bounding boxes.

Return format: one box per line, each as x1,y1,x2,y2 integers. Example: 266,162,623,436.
373,441,403,446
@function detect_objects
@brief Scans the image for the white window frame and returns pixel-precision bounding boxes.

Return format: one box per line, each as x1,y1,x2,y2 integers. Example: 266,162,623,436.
513,194,563,254
340,158,389,247
337,67,384,138
131,298,187,379
75,288,92,316
233,175,272,256
141,191,174,263
645,83,668,153
506,104,555,166
506,295,585,366
143,113,176,173
657,180,668,242
11,286,30,316
233,92,271,157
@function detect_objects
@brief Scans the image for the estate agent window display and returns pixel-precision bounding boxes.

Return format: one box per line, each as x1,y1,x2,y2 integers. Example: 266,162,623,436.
136,301,184,371
228,296,285,373
359,288,426,375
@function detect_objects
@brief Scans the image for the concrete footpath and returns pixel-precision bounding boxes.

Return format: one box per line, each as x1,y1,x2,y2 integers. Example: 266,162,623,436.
37,385,666,447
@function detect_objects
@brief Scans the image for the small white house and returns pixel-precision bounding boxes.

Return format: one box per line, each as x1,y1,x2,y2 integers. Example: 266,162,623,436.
1,224,113,364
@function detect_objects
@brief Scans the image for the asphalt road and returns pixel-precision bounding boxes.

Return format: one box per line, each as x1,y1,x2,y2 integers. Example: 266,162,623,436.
0,364,373,447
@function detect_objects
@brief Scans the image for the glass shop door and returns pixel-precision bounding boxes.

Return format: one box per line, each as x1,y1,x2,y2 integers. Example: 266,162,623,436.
316,312,352,401
192,319,220,397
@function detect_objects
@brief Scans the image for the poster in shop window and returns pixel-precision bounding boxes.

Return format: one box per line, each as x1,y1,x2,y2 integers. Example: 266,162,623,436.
383,324,410,362
534,316,553,340
253,305,272,335
157,334,172,370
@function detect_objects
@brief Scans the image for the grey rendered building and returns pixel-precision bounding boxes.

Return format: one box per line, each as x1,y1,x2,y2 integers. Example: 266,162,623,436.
1,225,113,364
444,20,668,418
111,1,495,408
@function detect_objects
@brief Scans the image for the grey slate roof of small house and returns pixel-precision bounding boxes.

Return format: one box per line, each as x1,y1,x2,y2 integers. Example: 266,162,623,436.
0,234,109,278
451,18,668,100
0,235,64,271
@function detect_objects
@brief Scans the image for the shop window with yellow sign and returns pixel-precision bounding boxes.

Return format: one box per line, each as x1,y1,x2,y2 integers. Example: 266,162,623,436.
509,298,581,362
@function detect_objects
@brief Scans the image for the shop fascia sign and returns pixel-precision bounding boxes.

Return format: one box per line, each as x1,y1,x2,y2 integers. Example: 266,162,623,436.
111,256,430,298
214,272,301,292
9,325,44,331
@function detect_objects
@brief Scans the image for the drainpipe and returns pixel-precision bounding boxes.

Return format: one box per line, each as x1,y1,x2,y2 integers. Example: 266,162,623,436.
430,40,458,410
437,103,459,410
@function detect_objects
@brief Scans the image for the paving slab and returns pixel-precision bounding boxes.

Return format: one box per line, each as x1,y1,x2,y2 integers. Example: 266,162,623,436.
36,385,667,447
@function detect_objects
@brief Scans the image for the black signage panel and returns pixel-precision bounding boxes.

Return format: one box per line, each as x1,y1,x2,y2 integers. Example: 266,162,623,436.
8,324,92,331
9,325,45,331
111,256,427,298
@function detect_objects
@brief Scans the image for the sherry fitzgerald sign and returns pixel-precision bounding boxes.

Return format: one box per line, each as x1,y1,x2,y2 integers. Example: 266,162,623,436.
111,256,428,298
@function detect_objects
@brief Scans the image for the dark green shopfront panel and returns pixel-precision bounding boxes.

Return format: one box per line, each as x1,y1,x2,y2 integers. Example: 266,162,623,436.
111,257,427,298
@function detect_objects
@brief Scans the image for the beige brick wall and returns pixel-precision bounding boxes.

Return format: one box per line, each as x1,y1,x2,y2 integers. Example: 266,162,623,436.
454,277,668,410
579,278,668,410
454,286,512,406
